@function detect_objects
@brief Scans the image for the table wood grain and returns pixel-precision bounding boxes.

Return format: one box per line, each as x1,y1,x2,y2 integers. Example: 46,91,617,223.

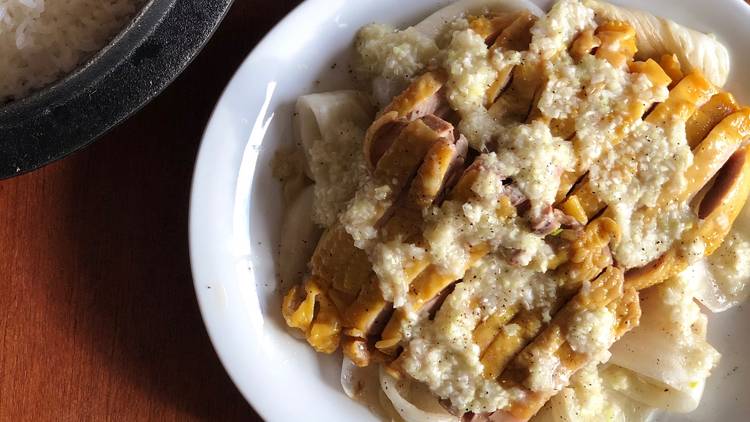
0,1,300,420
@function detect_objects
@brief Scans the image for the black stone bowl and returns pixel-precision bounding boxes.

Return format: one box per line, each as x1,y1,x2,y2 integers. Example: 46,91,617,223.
0,0,234,179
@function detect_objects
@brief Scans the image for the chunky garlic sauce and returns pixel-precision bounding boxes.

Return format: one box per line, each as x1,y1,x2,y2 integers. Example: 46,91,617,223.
349,0,671,411
401,254,555,412
308,120,370,226
707,230,750,299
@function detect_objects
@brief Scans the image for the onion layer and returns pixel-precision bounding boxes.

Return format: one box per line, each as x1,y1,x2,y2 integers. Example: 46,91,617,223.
379,366,457,422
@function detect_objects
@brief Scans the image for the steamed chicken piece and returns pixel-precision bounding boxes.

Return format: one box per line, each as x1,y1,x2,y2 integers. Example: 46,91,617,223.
555,38,671,200
376,162,520,355
412,19,648,412
559,87,740,220
413,0,544,40
344,104,471,357
313,118,443,296
530,19,645,223
285,115,448,353
472,11,538,110
363,72,451,168
466,267,640,421
345,120,469,341
478,218,621,379
280,0,750,419
286,75,473,360
625,146,750,291
582,0,730,87
564,71,718,222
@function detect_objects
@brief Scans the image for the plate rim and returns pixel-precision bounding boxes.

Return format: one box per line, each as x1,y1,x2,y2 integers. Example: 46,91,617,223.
189,1,317,420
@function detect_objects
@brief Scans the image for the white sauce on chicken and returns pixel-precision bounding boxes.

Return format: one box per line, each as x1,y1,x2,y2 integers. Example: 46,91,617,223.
400,254,553,412
590,117,697,269
352,0,658,412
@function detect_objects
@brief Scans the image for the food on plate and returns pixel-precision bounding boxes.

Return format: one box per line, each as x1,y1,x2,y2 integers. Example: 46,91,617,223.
0,0,144,102
275,0,749,420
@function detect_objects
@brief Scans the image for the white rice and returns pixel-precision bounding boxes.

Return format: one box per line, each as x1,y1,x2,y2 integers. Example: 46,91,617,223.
0,0,142,101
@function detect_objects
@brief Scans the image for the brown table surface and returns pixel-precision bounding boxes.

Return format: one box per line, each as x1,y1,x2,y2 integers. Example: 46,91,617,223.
0,1,302,420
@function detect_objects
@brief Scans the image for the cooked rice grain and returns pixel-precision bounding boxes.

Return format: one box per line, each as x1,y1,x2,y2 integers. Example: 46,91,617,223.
0,0,142,101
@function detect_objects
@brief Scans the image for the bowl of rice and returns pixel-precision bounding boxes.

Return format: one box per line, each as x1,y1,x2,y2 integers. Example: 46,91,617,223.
0,0,233,178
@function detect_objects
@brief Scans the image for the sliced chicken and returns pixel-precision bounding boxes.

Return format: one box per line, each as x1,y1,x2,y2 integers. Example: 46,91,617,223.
364,72,451,168
414,0,544,40
583,0,730,87
483,268,640,421
529,205,581,236
285,115,452,353
342,115,470,363
685,92,738,148
626,147,750,290
469,13,525,45
478,218,620,378
490,10,537,52
556,26,670,202
564,71,718,220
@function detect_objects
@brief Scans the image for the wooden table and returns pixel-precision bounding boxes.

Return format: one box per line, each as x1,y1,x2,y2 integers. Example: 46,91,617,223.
0,1,300,420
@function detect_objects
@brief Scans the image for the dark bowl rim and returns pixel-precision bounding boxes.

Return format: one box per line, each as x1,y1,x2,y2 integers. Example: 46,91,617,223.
0,0,235,179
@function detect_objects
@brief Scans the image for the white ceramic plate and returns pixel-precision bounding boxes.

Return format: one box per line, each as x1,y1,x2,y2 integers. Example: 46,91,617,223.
189,1,750,420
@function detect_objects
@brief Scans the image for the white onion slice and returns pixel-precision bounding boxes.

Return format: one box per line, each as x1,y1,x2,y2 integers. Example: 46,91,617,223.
379,366,458,422
692,199,750,312
609,274,719,413
294,91,373,180
686,260,737,313
372,76,410,110
606,389,659,422
533,365,657,422
414,0,544,40
278,185,321,284
341,357,382,408
600,364,704,415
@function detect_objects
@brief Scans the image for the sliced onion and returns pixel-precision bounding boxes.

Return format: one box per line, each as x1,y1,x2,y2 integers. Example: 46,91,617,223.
609,275,719,413
278,186,321,284
606,389,659,422
379,366,458,422
379,387,406,422
690,198,750,312
414,0,545,40
685,260,736,313
341,357,382,408
295,91,373,180
372,76,410,110
601,364,705,415
533,376,657,421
